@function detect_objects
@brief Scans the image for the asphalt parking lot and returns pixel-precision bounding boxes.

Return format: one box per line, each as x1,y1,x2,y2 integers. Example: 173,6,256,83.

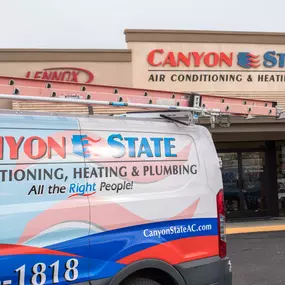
228,231,285,285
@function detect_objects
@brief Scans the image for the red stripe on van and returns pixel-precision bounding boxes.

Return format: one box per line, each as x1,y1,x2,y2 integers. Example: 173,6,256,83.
0,244,79,257
117,235,219,265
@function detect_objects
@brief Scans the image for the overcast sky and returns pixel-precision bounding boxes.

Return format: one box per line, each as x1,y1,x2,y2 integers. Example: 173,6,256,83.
1,0,283,49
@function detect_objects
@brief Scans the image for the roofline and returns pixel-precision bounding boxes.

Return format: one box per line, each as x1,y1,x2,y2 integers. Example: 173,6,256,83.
124,29,285,45
0,49,132,62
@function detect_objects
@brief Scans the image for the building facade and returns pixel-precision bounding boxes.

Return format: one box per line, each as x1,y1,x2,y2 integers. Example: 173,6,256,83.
1,29,285,219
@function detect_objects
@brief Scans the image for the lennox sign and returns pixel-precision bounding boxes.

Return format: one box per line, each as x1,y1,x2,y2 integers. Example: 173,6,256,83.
25,67,94,83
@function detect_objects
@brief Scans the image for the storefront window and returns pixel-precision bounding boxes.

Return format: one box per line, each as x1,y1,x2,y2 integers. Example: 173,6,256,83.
219,153,240,214
241,152,266,212
219,150,267,218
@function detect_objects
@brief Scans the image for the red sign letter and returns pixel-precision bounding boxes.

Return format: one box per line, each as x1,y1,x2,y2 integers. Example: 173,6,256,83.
62,71,71,82
42,71,52,80
34,72,42,79
192,52,205,67
162,52,177,67
147,49,164,67
219,52,233,67
71,71,79,83
177,52,191,67
204,52,219,67
51,72,61,81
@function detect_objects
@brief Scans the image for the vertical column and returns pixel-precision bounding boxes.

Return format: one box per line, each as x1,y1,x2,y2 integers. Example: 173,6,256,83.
265,140,278,217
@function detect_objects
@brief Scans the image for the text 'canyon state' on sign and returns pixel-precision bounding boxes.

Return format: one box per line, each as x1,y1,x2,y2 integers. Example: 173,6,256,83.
147,49,285,68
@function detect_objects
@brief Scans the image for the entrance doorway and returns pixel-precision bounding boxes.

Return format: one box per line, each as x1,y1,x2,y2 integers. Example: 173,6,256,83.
218,151,268,219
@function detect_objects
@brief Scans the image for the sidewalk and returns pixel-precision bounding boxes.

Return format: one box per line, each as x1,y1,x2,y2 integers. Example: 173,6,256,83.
226,217,285,235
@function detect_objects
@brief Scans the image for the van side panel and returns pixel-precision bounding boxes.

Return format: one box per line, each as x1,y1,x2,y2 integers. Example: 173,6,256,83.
198,125,224,193
0,115,90,285
0,114,224,284
77,117,220,281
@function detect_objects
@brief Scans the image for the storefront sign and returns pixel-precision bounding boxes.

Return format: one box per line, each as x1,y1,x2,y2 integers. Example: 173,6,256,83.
147,49,233,67
147,49,285,68
147,49,285,69
146,49,285,84
25,67,94,83
238,51,285,69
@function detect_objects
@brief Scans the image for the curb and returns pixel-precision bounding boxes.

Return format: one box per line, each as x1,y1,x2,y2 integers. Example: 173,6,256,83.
226,225,285,235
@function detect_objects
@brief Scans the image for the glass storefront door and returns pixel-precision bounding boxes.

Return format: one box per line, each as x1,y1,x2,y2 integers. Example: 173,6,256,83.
219,151,268,219
219,152,241,215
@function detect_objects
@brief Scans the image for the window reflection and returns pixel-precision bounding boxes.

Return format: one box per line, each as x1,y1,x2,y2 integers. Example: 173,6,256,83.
219,151,267,216
241,152,266,212
219,153,240,213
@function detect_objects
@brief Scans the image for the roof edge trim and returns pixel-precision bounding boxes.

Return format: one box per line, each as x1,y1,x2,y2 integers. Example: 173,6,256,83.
124,29,285,44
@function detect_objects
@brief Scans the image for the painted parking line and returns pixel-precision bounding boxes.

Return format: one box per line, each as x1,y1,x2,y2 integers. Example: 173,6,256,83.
226,224,285,235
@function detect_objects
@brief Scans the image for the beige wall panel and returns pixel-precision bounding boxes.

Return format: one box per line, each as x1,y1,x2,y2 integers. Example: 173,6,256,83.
0,61,132,110
128,42,285,103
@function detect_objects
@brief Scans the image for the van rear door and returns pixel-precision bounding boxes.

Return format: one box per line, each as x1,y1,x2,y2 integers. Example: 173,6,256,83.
76,117,220,280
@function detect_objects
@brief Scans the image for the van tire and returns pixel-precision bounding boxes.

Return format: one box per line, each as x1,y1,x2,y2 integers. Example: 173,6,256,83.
122,277,161,285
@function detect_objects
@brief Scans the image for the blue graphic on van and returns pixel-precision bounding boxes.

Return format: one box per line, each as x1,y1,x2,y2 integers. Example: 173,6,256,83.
71,134,177,159
72,135,102,158
68,182,97,198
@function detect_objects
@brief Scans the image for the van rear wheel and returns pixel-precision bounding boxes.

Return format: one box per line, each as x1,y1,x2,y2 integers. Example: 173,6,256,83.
122,277,161,285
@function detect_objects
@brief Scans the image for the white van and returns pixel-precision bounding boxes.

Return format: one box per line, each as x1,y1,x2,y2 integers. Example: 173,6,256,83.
0,111,232,285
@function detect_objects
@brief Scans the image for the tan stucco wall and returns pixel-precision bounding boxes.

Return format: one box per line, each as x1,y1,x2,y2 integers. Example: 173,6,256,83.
0,62,132,87
128,42,285,108
129,42,283,91
0,50,132,109
2,29,285,112
125,30,285,109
